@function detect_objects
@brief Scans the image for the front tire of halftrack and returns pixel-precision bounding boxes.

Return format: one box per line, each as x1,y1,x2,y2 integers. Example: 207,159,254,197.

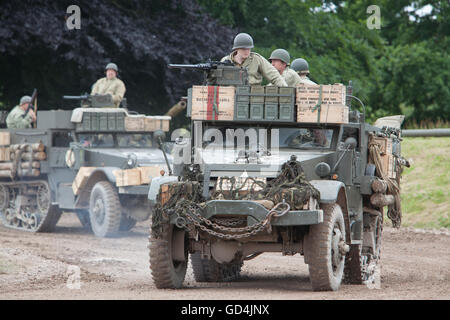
149,223,188,289
191,252,243,282
304,203,347,291
89,181,121,238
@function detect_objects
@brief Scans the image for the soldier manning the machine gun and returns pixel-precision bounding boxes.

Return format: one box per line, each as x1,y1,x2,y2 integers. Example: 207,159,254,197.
221,33,288,87
91,63,126,108
291,58,317,85
6,93,37,129
269,48,302,87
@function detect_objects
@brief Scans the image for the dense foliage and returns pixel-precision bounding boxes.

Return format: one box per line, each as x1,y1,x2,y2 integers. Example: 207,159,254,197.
0,0,448,125
198,0,450,124
0,0,234,128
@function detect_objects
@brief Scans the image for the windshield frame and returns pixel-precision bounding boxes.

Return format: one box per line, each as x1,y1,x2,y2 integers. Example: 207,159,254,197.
197,121,340,152
76,132,155,148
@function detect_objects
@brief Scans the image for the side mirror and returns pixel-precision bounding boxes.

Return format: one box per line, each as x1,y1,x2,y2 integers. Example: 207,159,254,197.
153,130,166,146
344,137,357,150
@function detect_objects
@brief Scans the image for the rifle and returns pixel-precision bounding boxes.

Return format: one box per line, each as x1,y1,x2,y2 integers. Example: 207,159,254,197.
22,89,38,119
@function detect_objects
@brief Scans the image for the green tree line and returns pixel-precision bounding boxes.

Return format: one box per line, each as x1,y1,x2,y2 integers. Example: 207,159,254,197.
198,0,450,124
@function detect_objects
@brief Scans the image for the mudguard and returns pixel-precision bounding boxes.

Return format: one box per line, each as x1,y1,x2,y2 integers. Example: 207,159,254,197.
148,176,179,203
309,180,346,204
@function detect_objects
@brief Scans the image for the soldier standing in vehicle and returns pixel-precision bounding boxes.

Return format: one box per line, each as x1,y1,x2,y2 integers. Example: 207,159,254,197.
291,58,317,85
269,49,302,87
221,33,288,87
91,63,126,107
6,96,36,129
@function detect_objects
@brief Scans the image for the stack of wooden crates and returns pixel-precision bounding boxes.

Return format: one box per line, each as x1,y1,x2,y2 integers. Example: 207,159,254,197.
188,83,348,124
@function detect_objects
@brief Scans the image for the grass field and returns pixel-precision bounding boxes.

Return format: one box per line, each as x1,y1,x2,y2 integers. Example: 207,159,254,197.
399,137,449,229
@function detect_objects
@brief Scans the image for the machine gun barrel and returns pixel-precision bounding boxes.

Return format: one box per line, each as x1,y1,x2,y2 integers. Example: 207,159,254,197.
168,62,227,71
63,95,90,100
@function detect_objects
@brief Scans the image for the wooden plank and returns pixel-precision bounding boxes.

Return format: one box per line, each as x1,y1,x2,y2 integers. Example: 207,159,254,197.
138,166,162,184
72,167,97,195
113,168,141,187
0,147,10,161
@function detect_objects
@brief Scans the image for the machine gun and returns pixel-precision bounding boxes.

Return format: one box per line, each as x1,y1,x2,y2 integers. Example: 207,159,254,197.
168,60,249,86
63,93,115,108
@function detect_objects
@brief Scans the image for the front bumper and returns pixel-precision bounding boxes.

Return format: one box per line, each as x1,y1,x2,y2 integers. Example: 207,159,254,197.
184,200,323,226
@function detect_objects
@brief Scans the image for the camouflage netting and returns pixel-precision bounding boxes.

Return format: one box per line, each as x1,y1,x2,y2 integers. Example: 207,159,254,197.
151,159,320,239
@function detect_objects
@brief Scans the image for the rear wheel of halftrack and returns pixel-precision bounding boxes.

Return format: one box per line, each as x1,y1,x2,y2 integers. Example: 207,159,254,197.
304,203,347,291
149,223,188,289
89,181,121,238
191,252,243,282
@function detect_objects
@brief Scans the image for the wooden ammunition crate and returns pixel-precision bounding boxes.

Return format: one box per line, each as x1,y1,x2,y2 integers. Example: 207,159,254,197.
297,105,349,124
144,116,170,132
113,168,142,187
191,86,235,121
125,115,145,131
0,132,10,146
296,84,346,107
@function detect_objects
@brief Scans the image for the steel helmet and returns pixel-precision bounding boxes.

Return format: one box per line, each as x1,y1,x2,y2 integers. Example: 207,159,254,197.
269,49,291,65
19,95,32,105
291,58,309,73
105,63,118,72
232,33,254,50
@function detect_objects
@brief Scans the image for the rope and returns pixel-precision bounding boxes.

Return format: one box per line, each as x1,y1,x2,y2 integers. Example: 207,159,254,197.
368,134,402,228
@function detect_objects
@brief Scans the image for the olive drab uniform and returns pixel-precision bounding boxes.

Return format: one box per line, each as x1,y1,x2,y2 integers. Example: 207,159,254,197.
299,75,316,85
91,77,126,108
6,106,33,129
281,67,302,87
221,52,288,87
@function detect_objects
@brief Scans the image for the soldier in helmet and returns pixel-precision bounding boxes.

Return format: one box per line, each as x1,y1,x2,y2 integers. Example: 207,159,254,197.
6,96,36,129
291,58,316,85
221,33,287,87
269,49,302,87
91,62,126,107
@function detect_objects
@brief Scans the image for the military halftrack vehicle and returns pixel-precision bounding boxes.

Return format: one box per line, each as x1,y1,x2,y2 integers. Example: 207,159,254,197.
148,62,408,291
0,94,172,237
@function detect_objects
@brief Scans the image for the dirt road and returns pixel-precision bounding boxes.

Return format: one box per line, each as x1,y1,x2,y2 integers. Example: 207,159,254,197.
0,213,449,300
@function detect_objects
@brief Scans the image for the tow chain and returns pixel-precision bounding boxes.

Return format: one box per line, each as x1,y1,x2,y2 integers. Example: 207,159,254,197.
174,201,290,240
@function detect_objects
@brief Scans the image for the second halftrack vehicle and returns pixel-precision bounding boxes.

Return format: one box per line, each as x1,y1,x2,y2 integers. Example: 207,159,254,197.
0,94,173,237
148,62,408,291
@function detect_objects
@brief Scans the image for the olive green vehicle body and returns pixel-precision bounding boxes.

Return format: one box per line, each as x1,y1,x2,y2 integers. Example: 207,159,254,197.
0,95,171,237
149,63,404,291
